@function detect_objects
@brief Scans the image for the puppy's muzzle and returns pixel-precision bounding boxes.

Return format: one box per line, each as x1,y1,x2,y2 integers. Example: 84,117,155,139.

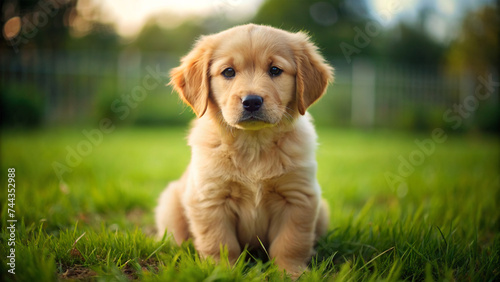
238,95,271,127
242,95,263,113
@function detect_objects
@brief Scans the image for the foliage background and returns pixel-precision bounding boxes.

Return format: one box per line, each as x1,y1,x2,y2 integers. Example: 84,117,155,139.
1,0,498,131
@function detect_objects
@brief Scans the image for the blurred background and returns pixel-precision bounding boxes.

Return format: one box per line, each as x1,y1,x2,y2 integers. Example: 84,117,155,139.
0,0,498,132
1,2,499,279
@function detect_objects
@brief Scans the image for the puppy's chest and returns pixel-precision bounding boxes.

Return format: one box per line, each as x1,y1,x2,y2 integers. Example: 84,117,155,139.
227,181,275,246
222,139,297,182
197,139,307,246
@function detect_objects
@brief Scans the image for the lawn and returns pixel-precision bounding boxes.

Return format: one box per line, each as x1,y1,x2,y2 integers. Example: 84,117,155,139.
1,126,499,281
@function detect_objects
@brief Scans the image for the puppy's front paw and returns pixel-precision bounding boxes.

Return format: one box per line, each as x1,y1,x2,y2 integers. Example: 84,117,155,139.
274,258,308,280
288,268,308,281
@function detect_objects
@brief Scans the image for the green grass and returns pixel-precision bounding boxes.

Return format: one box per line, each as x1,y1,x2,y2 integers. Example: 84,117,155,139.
1,127,499,281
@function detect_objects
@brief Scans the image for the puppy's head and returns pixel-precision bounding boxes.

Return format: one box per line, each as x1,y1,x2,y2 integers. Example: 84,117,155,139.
170,24,333,130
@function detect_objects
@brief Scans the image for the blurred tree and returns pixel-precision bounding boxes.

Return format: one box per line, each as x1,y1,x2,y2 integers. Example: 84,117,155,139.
1,0,75,51
446,4,499,133
1,0,119,52
446,4,499,75
132,12,245,55
252,0,374,59
251,0,447,65
133,19,205,55
65,21,119,51
381,22,446,66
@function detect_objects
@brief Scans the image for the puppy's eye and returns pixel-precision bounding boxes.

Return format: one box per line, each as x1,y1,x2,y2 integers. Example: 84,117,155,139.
269,66,283,77
222,68,235,78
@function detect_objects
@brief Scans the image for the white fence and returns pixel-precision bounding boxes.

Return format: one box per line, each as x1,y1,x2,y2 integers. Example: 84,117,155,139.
1,49,498,128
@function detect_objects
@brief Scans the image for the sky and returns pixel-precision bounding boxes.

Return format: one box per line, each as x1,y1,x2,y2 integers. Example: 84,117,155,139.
78,0,264,37
78,0,493,39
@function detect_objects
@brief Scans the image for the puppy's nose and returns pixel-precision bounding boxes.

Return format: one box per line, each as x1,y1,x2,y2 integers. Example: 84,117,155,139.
242,95,263,112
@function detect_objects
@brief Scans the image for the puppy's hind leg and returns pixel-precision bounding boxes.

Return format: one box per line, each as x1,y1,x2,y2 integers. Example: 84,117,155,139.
155,178,189,245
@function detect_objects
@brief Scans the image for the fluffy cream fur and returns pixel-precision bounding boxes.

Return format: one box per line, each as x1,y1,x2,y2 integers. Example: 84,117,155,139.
155,24,333,277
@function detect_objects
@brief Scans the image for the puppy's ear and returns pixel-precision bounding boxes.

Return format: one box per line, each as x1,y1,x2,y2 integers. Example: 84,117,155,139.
169,36,213,118
294,33,334,115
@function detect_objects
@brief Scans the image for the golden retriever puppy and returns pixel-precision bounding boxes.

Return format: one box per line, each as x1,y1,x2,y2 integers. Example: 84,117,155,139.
155,23,333,277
